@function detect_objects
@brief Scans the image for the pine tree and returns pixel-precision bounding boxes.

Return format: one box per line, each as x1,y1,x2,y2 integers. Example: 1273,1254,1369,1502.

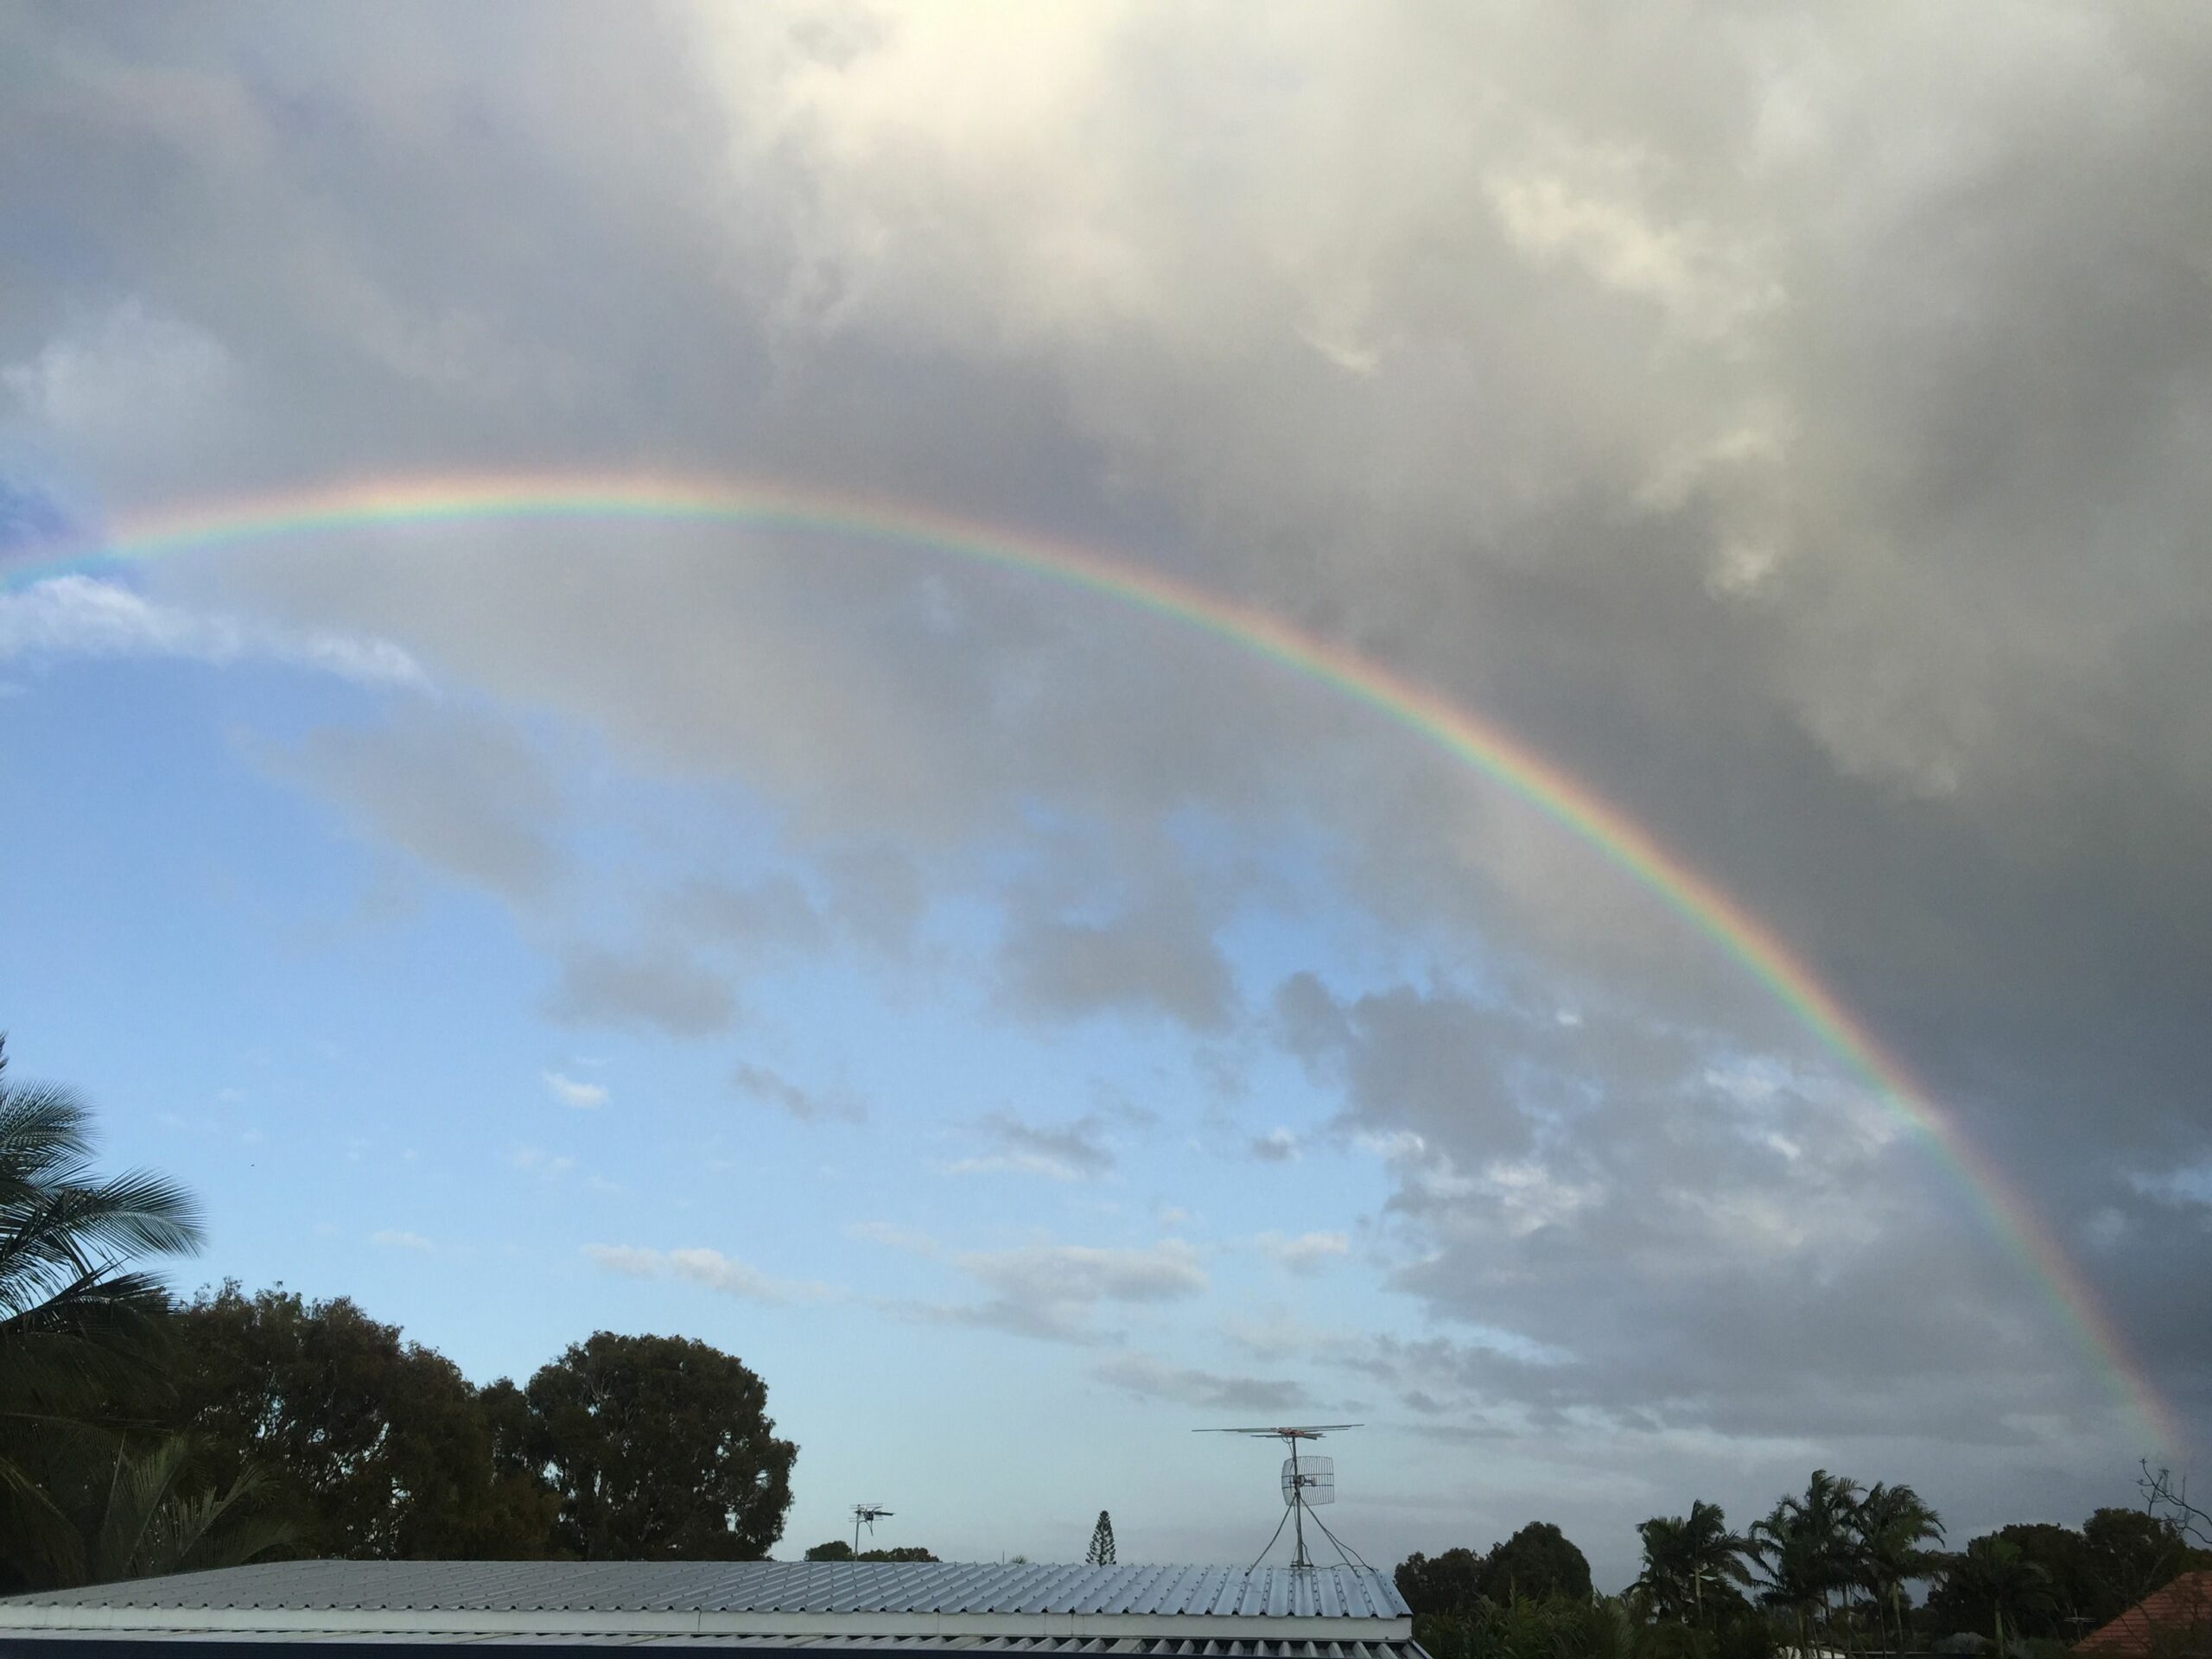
1087,1510,1116,1565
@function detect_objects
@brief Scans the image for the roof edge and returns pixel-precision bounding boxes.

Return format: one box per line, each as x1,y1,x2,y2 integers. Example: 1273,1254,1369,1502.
0,1608,1416,1643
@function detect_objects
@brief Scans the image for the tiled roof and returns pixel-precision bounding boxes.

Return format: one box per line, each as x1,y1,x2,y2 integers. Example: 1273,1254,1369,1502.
2073,1570,2212,1656
0,1561,1417,1647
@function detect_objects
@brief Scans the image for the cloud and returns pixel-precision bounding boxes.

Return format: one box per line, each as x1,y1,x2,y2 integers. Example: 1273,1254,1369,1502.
943,1110,1115,1180
542,1070,608,1109
0,575,427,687
926,1238,1207,1342
11,0,2212,1540
507,1146,578,1179
544,944,736,1038
1254,1230,1351,1274
998,884,1236,1029
1089,1351,1308,1413
582,1243,836,1304
370,1230,432,1252
1249,1128,1301,1163
734,1060,864,1123
264,704,561,901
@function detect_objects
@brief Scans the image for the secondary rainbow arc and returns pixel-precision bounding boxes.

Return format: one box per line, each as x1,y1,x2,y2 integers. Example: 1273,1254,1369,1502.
4,470,2182,1453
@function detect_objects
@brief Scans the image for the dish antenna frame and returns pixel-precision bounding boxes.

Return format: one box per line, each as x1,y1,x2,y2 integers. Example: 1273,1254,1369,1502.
1194,1423,1363,1571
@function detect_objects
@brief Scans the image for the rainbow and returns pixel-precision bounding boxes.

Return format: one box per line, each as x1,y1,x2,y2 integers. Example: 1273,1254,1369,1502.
3,471,2183,1452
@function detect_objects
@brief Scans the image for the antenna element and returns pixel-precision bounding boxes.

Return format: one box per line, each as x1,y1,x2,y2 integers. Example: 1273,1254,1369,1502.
1194,1424,1363,1571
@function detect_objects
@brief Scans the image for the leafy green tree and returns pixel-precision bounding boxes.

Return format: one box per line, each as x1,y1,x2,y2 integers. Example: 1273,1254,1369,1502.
1937,1536,2056,1656
1853,1483,1944,1654
1397,1546,1488,1616
860,1546,937,1561
804,1539,855,1560
168,1283,556,1559
0,1041,204,1586
524,1331,795,1560
1088,1510,1116,1566
2082,1506,2212,1625
1415,1594,1633,1659
1479,1522,1593,1605
1926,1524,2088,1641
1637,1501,1754,1625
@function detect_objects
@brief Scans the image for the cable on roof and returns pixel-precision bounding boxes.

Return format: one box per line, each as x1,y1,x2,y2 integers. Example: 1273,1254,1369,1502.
1246,1503,1294,1574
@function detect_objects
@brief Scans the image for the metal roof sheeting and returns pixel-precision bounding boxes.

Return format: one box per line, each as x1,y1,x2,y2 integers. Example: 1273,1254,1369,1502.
0,1634,1426,1656
0,1562,1410,1622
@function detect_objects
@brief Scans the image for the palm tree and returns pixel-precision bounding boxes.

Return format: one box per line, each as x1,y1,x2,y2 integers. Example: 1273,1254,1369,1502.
0,1039,205,1580
1751,1471,1864,1655
1637,1501,1754,1625
1941,1536,2055,1657
1855,1483,1945,1656
81,1436,296,1585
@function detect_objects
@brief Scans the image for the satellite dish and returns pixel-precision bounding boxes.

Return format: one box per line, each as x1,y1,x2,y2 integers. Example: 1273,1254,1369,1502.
1282,1454,1334,1507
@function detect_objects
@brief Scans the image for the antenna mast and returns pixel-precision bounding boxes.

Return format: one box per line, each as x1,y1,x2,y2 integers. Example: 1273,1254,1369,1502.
850,1503,893,1554
1194,1424,1361,1571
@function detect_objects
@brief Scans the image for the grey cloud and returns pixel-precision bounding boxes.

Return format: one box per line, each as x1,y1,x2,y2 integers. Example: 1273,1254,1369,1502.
734,1061,864,1124
1089,1351,1308,1414
945,1110,1116,1181
544,944,736,1038
929,1239,1207,1343
999,887,1236,1031
264,703,560,901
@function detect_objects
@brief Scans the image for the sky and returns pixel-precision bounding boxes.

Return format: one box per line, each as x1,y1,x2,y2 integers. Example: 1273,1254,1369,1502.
3,0,2209,1589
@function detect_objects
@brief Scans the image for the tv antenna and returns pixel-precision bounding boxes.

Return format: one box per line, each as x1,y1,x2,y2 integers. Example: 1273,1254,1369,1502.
850,1503,894,1554
1195,1424,1365,1573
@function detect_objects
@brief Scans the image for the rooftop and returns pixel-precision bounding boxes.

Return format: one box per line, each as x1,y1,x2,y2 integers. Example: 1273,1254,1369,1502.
0,1560,1418,1651
2073,1569,2212,1657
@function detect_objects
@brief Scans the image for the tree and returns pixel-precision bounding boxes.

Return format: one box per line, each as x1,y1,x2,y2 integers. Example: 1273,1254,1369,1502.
168,1282,556,1560
0,1040,204,1586
72,1436,296,1585
1925,1523,2088,1642
1854,1483,1944,1655
1637,1501,1754,1625
1397,1547,1488,1616
1937,1536,2055,1656
1478,1522,1593,1604
1088,1510,1116,1566
1750,1471,1862,1650
2089,1495,2212,1624
800,1541,935,1561
524,1331,795,1560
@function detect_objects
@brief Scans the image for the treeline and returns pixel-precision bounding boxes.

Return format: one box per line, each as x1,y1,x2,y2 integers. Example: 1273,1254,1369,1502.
3,1281,798,1591
1396,1471,2211,1659
0,1041,796,1592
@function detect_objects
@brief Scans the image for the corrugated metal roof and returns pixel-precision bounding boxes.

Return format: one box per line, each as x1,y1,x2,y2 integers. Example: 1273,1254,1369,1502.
1,1562,1409,1622
0,1633,1426,1655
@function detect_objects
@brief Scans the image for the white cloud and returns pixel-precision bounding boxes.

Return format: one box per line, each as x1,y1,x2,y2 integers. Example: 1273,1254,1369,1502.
507,1145,579,1178
582,1243,838,1305
543,1069,609,1109
0,575,428,687
1254,1230,1351,1274
370,1229,433,1252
